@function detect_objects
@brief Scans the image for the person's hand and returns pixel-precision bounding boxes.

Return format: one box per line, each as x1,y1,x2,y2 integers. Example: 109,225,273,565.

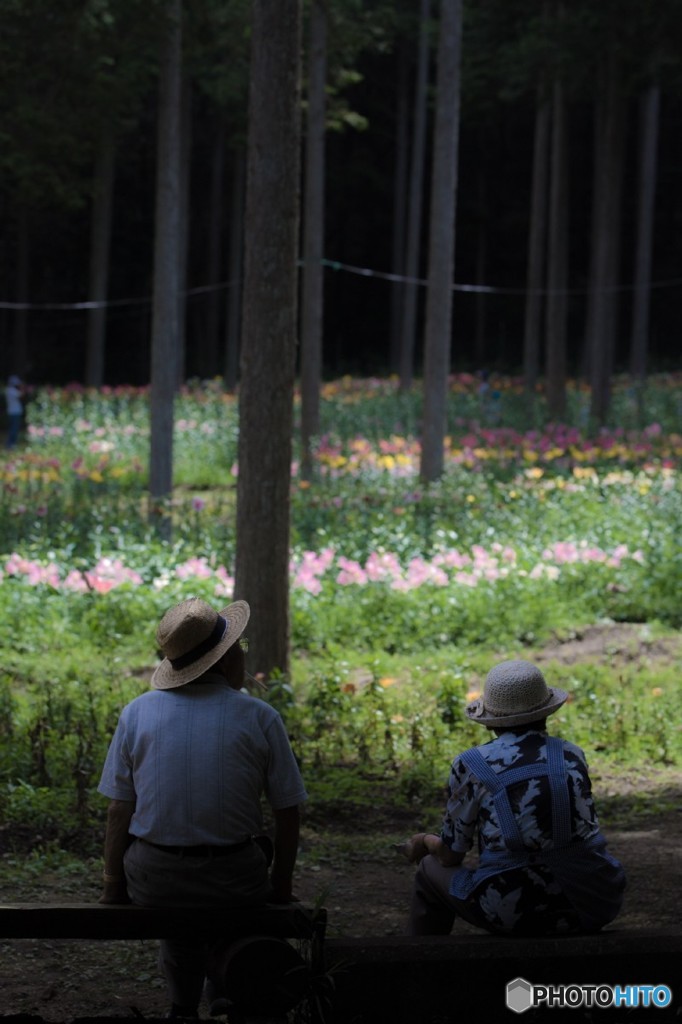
269,885,300,905
98,879,130,905
393,833,429,864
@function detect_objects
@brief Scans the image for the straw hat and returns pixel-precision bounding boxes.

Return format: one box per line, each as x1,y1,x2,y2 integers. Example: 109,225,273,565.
464,659,568,728
152,597,250,690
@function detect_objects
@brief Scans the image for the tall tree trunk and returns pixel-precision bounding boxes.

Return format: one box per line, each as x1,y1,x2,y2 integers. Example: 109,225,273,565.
12,207,29,379
235,0,302,680
523,90,550,399
176,78,192,387
86,125,115,388
205,118,226,378
300,0,327,480
389,40,410,374
149,0,182,531
420,0,462,483
630,83,660,384
474,149,488,367
589,54,626,426
224,151,246,392
545,78,568,421
398,0,430,391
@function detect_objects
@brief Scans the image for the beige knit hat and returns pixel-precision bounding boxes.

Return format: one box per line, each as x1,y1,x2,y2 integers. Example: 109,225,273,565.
152,597,250,690
465,659,568,728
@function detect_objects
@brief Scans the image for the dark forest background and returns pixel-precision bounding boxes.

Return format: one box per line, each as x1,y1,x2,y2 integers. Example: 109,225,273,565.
0,0,680,388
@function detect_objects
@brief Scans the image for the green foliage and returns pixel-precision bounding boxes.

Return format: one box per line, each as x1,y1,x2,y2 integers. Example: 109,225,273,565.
0,377,680,852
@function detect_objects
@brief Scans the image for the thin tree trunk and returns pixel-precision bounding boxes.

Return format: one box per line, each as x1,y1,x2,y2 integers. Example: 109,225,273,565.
300,0,327,480
589,53,626,426
12,207,29,379
224,151,246,392
234,0,302,680
205,118,226,378
523,91,550,398
545,78,568,421
389,40,410,374
398,0,430,391
630,83,660,384
420,0,462,483
176,77,192,387
86,125,115,388
474,152,488,367
149,0,182,530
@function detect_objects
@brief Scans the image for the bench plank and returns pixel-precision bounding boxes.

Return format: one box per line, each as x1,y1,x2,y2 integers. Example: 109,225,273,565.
0,902,325,941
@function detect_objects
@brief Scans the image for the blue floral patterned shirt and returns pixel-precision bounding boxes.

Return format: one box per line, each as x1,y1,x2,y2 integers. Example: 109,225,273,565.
440,728,607,933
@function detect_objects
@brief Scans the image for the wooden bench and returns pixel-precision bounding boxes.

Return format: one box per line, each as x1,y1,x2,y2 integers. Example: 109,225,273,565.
324,928,682,1022
0,902,327,1022
1,908,679,1022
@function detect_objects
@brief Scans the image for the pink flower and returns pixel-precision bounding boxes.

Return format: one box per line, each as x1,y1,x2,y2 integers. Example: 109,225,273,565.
336,558,367,586
176,557,213,580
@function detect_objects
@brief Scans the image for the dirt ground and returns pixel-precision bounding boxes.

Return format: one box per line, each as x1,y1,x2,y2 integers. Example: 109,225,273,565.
0,624,680,1022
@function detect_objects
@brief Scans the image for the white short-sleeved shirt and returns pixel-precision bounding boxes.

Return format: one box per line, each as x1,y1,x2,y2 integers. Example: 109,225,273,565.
98,674,307,845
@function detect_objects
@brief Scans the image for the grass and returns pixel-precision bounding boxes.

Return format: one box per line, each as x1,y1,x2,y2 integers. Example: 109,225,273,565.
0,373,679,855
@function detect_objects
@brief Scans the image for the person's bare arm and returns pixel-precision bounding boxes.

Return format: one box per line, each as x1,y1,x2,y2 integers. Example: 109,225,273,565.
270,804,301,903
99,799,135,904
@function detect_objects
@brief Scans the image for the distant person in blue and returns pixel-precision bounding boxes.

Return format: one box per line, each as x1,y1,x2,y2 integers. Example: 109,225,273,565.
5,375,24,448
404,659,626,935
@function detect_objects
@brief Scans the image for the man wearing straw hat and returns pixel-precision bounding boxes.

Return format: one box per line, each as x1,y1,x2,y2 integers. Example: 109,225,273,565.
402,659,625,936
97,597,307,1019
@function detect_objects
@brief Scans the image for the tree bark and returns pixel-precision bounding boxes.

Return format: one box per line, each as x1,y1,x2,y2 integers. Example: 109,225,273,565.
176,77,192,387
149,0,182,528
630,83,660,384
588,53,626,426
398,0,431,391
12,206,30,379
420,0,462,483
234,0,302,680
300,0,327,480
523,91,550,399
544,78,568,421
86,125,115,388
389,40,410,374
224,151,246,392
205,118,226,378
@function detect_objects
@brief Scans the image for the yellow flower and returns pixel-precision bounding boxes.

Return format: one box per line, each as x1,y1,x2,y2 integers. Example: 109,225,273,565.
651,687,663,697
89,471,104,483
380,677,398,688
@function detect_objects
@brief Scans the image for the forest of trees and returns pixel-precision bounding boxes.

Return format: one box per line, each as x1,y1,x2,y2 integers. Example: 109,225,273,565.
1,0,681,397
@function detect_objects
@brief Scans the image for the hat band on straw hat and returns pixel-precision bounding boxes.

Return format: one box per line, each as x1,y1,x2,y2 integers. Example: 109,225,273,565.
169,615,227,670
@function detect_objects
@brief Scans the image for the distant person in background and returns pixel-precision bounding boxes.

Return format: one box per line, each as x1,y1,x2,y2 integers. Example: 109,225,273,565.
402,659,626,937
5,375,24,448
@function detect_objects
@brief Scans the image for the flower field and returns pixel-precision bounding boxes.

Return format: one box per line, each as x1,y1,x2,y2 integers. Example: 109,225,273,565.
0,373,680,847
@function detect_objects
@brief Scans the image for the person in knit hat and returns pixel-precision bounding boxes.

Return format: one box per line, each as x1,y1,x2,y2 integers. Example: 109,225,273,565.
403,659,625,936
98,598,307,1019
